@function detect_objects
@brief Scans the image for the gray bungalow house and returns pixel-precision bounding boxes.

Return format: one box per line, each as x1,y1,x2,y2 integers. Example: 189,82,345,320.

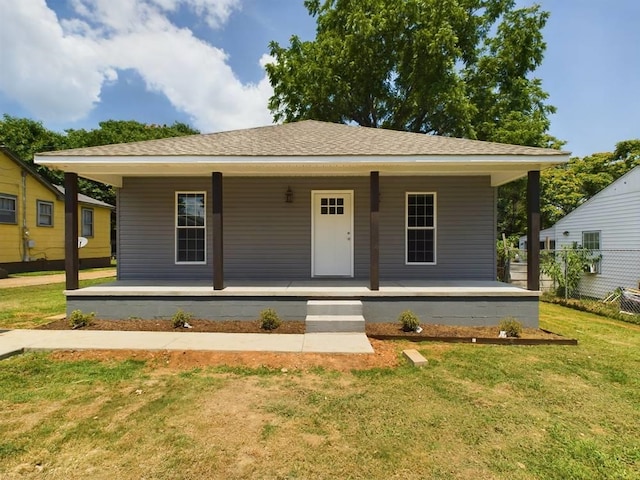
35,121,569,327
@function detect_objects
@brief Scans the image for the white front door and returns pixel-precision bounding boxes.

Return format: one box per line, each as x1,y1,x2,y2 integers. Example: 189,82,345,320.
312,190,354,277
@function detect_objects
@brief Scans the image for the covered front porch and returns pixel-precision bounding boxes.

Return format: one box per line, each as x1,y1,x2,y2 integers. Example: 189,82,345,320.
33,121,570,329
66,279,540,327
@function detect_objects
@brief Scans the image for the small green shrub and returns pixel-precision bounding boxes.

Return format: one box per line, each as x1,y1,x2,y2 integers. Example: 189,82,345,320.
398,310,420,332
499,317,523,338
260,308,282,331
172,310,193,328
68,310,95,329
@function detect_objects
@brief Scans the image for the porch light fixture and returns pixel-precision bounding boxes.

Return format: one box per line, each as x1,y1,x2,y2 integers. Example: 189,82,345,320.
285,186,294,203
563,230,569,236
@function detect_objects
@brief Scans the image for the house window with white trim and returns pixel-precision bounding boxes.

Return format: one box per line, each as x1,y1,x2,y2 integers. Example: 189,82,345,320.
582,231,600,250
37,200,54,227
0,194,17,224
582,231,601,274
406,192,436,264
176,192,206,263
81,208,94,237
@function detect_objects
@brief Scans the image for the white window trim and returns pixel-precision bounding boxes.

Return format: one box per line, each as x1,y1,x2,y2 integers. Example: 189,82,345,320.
0,193,17,224
175,191,207,265
405,192,437,265
37,200,54,227
582,230,601,274
81,207,94,237
581,230,601,250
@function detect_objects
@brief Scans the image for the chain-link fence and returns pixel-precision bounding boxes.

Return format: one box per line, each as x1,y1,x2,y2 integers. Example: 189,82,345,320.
534,248,640,314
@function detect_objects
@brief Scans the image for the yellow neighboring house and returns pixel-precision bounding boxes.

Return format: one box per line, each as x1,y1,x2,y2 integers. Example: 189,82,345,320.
0,146,113,273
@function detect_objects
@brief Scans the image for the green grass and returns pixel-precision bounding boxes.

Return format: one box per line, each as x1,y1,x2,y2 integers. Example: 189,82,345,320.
0,277,114,328
0,303,639,479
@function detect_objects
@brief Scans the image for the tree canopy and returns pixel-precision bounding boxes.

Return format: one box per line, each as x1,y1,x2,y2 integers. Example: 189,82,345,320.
541,139,640,227
267,0,557,147
0,115,198,204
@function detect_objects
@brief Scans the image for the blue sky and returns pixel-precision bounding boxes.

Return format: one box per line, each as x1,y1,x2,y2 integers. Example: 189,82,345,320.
0,0,638,158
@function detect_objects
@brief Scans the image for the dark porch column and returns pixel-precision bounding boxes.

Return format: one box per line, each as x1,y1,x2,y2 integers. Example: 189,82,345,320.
64,172,79,290
527,170,540,291
370,171,380,290
212,172,224,290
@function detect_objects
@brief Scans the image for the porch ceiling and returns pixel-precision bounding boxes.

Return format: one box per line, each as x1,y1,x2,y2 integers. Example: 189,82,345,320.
35,154,566,187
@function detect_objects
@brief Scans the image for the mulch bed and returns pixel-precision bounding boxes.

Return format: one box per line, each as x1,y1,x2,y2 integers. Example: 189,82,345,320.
38,318,306,334
37,318,570,342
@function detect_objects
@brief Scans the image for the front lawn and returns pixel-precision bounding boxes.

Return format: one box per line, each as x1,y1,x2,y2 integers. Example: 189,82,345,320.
0,277,114,329
0,303,638,479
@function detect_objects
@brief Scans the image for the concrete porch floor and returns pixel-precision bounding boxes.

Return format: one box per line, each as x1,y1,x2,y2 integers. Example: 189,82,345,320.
67,279,538,298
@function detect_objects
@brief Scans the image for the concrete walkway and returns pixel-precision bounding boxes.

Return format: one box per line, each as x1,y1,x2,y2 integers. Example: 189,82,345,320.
0,329,374,360
0,269,116,288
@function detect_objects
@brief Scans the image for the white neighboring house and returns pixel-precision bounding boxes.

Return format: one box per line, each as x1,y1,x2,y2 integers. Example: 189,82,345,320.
518,227,556,251
537,166,640,298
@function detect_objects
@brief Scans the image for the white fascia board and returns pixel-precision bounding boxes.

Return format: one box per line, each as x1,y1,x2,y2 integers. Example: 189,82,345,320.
35,153,569,166
35,154,569,187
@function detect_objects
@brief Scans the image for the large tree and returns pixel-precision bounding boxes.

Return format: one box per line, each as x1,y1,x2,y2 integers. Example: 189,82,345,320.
0,115,198,204
267,0,556,144
266,0,561,236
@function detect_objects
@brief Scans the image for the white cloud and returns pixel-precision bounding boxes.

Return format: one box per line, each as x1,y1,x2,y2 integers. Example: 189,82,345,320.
0,0,273,132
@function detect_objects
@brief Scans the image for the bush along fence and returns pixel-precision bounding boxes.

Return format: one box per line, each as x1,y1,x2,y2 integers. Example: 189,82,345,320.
504,246,640,323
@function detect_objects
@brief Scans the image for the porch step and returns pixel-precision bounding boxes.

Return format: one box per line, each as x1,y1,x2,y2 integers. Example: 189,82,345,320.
305,315,366,333
305,300,365,333
306,300,363,316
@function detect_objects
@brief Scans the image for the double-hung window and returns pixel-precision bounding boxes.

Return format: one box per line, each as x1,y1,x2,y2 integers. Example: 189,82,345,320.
582,230,601,273
176,192,206,263
406,192,436,264
0,194,17,224
37,200,54,227
582,231,600,250
81,208,94,237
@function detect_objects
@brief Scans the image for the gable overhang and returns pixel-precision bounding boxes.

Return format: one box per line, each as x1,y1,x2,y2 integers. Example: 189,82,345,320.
35,153,569,188
1,146,65,200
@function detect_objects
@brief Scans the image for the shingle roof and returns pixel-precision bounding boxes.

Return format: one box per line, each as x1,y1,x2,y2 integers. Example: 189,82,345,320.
39,120,567,157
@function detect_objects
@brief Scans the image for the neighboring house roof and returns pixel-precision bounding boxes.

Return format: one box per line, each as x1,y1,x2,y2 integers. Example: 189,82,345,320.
0,145,113,208
35,120,571,188
53,185,114,209
1,145,63,201
552,166,640,229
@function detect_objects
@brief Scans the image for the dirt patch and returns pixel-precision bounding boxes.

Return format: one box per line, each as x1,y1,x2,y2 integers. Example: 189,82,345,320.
48,338,403,372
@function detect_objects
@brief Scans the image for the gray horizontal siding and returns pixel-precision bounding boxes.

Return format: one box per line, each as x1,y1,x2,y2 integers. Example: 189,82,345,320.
119,177,213,280
118,175,495,281
379,176,495,279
